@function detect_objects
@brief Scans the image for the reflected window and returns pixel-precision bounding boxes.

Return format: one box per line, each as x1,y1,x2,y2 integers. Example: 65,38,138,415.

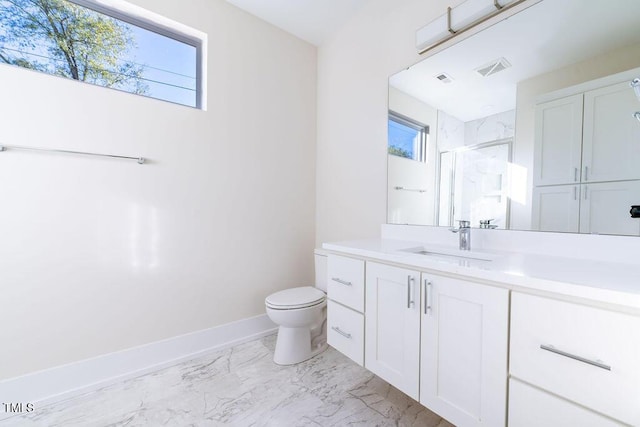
388,111,428,162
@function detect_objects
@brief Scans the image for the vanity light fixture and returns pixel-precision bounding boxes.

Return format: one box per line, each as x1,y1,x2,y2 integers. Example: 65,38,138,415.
416,0,533,55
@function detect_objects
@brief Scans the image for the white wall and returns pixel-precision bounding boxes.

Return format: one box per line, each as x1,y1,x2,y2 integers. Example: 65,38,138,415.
0,0,317,380
316,0,457,245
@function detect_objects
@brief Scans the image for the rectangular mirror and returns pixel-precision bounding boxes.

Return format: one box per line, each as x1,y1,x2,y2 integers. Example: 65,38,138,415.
388,0,640,236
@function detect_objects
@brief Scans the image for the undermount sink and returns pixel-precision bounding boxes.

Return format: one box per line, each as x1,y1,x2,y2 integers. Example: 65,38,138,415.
399,246,498,262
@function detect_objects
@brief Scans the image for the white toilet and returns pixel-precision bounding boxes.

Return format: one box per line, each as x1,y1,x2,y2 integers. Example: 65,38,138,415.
265,250,328,365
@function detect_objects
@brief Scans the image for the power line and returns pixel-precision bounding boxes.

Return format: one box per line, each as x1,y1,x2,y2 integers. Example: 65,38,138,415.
0,1,196,80
0,45,196,92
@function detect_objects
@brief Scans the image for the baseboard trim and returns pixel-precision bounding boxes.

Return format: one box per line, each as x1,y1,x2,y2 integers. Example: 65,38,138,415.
0,314,277,419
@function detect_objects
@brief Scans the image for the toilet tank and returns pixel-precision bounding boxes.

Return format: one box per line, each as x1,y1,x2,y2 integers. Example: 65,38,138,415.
314,248,328,292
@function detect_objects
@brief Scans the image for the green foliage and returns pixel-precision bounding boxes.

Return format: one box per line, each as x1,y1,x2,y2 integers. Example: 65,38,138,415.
0,0,147,93
388,145,412,159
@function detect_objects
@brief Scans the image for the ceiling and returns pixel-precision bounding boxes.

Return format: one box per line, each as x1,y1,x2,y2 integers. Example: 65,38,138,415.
224,0,369,46
390,0,640,122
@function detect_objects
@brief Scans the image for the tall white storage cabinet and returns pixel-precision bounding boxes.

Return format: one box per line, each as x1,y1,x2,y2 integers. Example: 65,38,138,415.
533,94,583,187
532,71,640,235
531,185,580,233
420,273,509,427
583,81,640,183
580,181,640,235
364,262,420,400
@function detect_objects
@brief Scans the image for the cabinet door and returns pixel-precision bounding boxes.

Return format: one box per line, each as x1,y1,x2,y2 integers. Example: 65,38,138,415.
533,94,583,186
583,81,640,182
531,185,580,232
420,274,509,427
509,379,624,427
365,262,420,400
580,181,640,236
327,254,365,312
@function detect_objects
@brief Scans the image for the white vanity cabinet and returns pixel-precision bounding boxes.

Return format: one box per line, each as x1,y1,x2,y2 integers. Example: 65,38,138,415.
508,378,624,427
326,254,365,366
420,273,509,427
364,262,421,400
510,292,640,426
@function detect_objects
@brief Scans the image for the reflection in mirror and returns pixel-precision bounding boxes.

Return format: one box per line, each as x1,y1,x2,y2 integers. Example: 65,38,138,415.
387,0,640,236
437,139,512,229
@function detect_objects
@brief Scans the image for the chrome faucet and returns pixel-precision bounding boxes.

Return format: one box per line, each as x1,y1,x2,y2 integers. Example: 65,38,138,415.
450,220,471,251
479,219,498,229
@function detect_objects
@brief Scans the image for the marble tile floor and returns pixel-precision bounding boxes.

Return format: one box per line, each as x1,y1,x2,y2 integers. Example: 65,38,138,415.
1,334,454,426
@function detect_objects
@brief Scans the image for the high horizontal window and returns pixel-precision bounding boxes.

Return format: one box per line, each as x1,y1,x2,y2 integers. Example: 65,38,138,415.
0,0,204,108
388,111,429,162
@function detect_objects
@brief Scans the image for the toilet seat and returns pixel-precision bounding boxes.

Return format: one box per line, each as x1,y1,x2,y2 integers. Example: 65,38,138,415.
265,286,326,310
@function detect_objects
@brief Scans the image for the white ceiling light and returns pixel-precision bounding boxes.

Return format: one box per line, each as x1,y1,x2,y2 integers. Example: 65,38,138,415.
416,0,534,55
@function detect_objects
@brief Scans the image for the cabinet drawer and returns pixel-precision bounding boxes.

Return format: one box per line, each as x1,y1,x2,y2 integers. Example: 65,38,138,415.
510,293,640,425
327,255,365,312
509,379,623,427
327,300,364,366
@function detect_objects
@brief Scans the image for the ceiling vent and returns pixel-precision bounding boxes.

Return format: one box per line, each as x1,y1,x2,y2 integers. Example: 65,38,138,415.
434,72,453,84
475,57,511,77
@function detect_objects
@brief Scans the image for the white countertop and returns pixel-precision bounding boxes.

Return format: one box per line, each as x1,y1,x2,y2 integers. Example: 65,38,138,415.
323,238,640,310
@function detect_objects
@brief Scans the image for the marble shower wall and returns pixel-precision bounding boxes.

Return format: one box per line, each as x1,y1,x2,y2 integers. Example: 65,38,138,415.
464,110,516,146
437,109,516,152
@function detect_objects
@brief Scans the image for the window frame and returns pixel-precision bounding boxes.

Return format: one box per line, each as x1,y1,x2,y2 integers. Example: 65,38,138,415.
388,110,429,163
66,0,207,109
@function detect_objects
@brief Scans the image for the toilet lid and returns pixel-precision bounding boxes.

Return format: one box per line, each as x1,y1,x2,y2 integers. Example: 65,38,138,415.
265,286,326,309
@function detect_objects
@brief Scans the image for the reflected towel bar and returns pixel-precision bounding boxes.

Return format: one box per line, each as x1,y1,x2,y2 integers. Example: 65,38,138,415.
395,186,427,193
0,144,146,164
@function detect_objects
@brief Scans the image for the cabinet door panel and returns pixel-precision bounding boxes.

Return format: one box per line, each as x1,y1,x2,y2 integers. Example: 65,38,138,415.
365,262,420,400
509,379,624,427
583,81,640,182
327,255,365,312
533,94,583,186
580,181,640,236
531,185,580,232
420,274,508,427
327,301,364,366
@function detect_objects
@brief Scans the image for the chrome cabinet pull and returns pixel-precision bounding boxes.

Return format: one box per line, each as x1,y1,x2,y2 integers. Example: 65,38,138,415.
540,344,611,371
424,279,432,315
331,326,352,339
574,167,578,182
407,275,415,308
573,186,577,200
584,166,589,181
331,277,352,287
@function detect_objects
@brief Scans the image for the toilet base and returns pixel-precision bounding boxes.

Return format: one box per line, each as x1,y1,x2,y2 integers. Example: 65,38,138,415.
273,326,328,365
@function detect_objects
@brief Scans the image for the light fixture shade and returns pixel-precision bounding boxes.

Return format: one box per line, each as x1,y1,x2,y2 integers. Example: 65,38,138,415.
416,0,521,53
